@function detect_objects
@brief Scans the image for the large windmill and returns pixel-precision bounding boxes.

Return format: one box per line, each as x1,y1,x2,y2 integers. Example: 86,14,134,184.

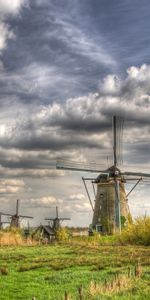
56,116,150,234
0,199,33,228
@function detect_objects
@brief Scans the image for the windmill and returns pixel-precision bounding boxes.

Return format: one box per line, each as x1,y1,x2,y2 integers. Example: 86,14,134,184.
45,206,70,231
32,206,70,242
0,199,33,228
56,116,150,234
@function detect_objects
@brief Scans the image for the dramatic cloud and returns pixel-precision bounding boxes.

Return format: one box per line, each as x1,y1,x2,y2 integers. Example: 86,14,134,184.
0,0,28,53
0,0,27,16
0,1,149,226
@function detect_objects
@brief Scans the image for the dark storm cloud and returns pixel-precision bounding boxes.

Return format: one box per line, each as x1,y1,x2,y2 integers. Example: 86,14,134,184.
1,0,117,104
125,142,150,165
43,113,112,133
0,130,101,151
1,0,150,107
79,0,150,68
0,64,150,158
0,1,150,224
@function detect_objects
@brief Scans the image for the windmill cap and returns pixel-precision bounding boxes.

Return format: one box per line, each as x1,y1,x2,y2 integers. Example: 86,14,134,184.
95,165,121,183
107,165,121,175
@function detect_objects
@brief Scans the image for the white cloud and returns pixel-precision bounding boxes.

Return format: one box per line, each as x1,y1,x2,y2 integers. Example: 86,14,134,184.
0,64,150,168
0,178,25,193
0,179,25,187
127,64,150,80
0,64,150,224
69,193,86,201
0,0,27,16
28,195,59,208
54,18,116,67
99,74,121,95
0,0,28,52
0,186,21,193
39,196,57,205
0,22,15,51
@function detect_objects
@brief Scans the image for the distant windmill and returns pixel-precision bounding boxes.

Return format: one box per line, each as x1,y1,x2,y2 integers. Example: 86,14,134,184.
45,206,70,231
56,116,150,234
0,199,33,228
32,206,70,242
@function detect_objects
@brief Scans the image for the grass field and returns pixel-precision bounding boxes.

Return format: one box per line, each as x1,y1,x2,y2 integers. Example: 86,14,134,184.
0,242,149,300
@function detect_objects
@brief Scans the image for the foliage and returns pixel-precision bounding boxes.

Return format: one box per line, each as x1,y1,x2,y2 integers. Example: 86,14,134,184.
120,216,150,246
56,227,70,241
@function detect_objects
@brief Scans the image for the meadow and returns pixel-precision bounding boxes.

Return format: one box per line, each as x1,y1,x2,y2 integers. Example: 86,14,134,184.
0,241,149,300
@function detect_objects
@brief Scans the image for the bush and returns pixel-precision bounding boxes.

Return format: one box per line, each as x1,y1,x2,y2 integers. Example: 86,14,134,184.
120,216,150,246
56,228,70,242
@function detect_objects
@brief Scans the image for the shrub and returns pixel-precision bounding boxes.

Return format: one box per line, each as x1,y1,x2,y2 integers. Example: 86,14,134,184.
120,216,150,246
56,228,70,242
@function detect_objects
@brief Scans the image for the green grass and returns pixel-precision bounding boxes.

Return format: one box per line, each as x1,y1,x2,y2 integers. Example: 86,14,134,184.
0,243,149,299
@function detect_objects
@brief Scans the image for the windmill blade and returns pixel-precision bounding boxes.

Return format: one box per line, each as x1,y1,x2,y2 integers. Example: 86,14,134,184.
59,218,70,221
56,159,106,173
121,171,150,178
0,212,13,217
19,215,33,219
45,218,56,220
113,116,124,167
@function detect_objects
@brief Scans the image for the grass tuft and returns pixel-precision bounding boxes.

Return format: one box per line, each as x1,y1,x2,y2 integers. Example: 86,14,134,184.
0,266,8,275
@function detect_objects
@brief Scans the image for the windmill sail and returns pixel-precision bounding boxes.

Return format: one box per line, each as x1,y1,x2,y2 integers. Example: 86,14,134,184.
56,159,106,173
121,171,150,178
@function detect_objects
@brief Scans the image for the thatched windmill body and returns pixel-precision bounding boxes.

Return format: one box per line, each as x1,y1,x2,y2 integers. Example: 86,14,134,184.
56,116,150,234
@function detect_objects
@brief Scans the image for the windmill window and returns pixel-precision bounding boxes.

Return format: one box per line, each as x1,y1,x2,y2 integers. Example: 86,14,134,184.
96,224,102,233
100,193,104,198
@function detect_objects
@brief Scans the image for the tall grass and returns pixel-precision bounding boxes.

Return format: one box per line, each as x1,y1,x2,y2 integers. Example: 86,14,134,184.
0,231,23,246
0,230,35,246
120,216,150,246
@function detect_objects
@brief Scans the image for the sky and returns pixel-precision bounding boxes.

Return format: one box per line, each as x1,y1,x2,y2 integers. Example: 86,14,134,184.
0,0,150,227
